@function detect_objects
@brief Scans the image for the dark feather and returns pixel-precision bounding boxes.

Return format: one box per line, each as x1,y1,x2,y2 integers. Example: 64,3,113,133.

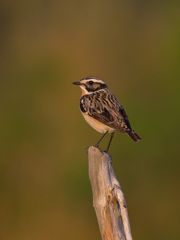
127,130,141,142
80,90,130,131
80,89,141,141
80,99,86,112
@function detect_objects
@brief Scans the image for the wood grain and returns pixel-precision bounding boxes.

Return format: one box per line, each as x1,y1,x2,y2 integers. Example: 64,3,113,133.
88,146,133,240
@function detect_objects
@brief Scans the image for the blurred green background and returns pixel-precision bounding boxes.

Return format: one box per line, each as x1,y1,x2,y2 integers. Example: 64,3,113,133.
0,1,180,240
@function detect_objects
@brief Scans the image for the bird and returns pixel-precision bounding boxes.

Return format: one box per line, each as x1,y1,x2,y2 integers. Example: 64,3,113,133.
73,76,141,152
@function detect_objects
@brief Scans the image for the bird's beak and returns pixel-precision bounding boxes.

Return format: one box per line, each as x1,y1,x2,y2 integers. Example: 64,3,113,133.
72,81,81,85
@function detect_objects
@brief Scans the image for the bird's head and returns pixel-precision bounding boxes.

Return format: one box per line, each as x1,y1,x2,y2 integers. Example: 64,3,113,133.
73,76,107,95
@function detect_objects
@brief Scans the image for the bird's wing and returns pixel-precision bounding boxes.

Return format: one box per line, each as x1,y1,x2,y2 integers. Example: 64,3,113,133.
81,91,132,131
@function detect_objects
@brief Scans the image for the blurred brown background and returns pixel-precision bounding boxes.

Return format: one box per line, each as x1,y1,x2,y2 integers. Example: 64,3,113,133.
0,1,180,240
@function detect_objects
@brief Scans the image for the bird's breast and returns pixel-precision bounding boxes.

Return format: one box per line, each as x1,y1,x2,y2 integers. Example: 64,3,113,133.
82,112,115,134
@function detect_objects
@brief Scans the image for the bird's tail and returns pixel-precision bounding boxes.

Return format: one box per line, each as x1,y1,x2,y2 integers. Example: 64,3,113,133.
127,130,141,142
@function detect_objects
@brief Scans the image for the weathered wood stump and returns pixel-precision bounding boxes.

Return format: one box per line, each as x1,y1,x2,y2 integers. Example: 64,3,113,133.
88,146,133,240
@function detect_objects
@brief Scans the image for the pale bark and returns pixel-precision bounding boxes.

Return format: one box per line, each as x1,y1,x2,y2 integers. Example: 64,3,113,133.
88,146,133,240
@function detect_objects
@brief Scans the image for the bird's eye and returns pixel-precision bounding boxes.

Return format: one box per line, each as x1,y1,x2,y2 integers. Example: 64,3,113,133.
89,81,93,85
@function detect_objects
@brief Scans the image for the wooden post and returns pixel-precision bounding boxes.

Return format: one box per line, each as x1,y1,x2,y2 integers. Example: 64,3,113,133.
88,146,133,240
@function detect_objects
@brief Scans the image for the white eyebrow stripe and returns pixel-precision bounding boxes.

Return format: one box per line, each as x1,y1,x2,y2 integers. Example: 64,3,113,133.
81,78,105,84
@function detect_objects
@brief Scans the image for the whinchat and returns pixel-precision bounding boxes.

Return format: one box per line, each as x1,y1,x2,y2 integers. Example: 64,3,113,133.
73,77,141,152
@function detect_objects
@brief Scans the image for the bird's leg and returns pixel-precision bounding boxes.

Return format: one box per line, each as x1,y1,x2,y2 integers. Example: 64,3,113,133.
105,132,115,152
95,131,108,148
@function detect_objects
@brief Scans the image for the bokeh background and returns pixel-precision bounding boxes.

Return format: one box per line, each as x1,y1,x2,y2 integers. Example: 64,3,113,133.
1,1,180,240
